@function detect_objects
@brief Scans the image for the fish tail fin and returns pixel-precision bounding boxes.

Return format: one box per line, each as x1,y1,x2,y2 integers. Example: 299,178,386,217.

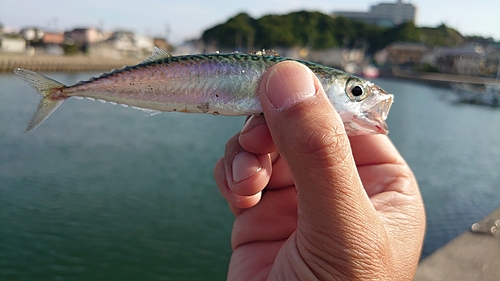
14,68,68,133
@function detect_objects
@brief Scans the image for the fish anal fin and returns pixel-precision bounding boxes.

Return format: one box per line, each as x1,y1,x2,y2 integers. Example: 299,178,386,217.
130,106,161,116
140,108,161,117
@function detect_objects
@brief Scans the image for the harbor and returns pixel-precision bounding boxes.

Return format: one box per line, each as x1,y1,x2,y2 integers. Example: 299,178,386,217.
2,43,500,281
2,0,500,279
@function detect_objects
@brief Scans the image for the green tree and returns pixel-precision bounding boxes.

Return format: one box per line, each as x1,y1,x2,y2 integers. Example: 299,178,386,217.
384,21,420,44
314,15,337,48
203,13,256,50
201,11,474,52
255,14,294,48
419,23,465,47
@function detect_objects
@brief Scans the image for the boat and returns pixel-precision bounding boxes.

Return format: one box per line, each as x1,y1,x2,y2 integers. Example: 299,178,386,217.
361,64,380,79
451,83,500,107
344,63,380,79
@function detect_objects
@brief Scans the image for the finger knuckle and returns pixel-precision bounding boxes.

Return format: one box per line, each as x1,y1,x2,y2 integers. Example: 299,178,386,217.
295,114,351,168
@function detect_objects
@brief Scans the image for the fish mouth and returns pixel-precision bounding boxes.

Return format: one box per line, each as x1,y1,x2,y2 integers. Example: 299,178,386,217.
374,95,392,121
345,95,393,135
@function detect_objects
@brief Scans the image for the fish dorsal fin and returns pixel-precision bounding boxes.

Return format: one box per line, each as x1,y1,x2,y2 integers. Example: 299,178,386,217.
141,47,172,63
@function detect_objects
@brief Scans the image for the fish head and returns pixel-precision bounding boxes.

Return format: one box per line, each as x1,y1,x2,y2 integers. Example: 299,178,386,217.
325,76,393,136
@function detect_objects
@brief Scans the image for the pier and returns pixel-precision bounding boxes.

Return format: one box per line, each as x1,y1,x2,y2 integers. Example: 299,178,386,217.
415,206,500,280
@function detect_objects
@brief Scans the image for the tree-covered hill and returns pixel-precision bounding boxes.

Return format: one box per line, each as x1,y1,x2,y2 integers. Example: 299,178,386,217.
202,11,474,52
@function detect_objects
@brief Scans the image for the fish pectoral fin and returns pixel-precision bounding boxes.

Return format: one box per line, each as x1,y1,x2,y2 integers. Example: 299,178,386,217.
141,47,172,64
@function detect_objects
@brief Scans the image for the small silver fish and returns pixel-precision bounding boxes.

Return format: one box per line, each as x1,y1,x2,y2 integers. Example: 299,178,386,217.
14,47,393,135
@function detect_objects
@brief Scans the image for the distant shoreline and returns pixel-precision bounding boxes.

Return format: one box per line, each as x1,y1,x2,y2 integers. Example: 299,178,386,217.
2,53,498,89
0,53,142,73
388,68,500,87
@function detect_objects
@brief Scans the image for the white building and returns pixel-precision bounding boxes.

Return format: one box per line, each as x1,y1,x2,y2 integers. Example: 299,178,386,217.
333,0,417,27
88,31,154,59
20,27,45,41
65,27,110,45
370,0,417,24
0,37,26,52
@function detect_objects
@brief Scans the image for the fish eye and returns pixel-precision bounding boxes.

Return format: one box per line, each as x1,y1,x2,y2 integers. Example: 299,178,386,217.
352,86,363,97
346,79,369,102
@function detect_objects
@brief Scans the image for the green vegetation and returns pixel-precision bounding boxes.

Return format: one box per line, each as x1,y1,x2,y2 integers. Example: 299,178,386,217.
202,11,473,52
62,43,81,55
419,24,465,47
420,62,440,73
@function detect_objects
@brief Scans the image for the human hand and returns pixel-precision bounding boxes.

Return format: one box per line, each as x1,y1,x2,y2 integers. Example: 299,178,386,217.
213,61,425,280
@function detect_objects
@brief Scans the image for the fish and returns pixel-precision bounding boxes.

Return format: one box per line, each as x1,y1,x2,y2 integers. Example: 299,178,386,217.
14,47,393,135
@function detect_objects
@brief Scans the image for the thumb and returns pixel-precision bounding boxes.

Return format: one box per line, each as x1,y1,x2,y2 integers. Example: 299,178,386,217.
258,61,386,263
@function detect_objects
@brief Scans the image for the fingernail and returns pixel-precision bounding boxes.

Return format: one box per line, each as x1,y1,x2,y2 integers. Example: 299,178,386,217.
232,152,262,184
264,62,316,111
240,115,265,135
232,193,252,203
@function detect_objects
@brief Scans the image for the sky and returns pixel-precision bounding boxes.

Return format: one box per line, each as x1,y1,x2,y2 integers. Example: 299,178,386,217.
1,0,499,44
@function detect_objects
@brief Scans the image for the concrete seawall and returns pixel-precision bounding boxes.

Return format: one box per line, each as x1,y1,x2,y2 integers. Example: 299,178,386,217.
0,53,142,73
415,206,500,280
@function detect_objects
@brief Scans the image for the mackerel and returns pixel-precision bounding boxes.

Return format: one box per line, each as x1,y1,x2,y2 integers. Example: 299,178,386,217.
14,47,393,135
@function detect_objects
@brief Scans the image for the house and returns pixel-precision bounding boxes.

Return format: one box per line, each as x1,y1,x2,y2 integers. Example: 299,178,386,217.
20,27,44,41
153,38,170,52
65,27,109,45
42,32,65,45
422,46,485,75
376,42,429,66
87,31,154,59
0,37,26,52
41,32,65,55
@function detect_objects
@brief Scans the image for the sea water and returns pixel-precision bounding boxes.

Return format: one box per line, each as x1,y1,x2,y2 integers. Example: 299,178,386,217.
1,72,500,280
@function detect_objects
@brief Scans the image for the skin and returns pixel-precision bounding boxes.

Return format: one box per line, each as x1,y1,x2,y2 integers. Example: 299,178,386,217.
213,61,426,280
